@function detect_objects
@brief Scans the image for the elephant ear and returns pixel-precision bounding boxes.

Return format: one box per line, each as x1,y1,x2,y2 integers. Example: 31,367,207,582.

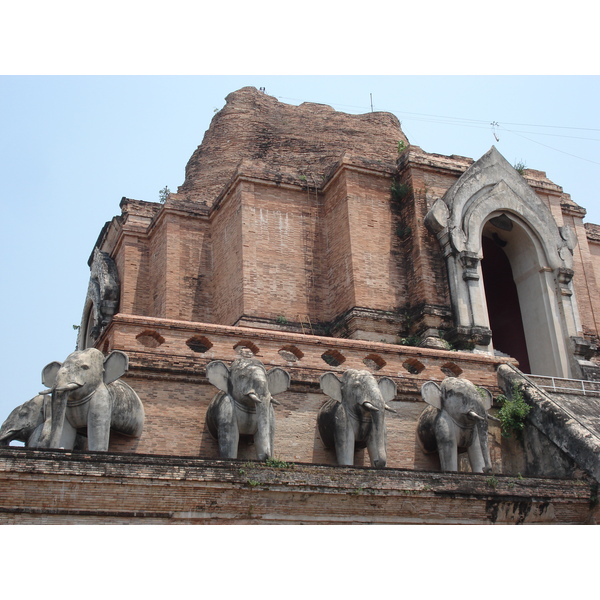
206,361,230,392
421,381,442,410
377,377,397,402
320,372,342,402
478,387,494,411
41,361,62,388
103,351,129,384
267,367,291,396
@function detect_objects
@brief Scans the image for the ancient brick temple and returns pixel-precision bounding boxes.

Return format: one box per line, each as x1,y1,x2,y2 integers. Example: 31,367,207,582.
2,86,599,524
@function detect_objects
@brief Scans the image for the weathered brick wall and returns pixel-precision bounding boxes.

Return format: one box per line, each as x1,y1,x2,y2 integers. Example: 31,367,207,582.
148,211,169,318
320,168,355,322
1,448,597,524
346,168,402,312
240,181,317,324
211,185,243,326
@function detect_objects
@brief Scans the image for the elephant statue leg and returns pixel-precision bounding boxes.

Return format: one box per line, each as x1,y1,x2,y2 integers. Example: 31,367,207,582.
86,389,112,451
206,391,240,459
58,419,78,450
434,415,458,472
437,439,458,472
467,426,488,473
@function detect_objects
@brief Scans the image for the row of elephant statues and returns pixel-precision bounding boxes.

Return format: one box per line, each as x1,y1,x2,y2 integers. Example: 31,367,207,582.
0,349,498,473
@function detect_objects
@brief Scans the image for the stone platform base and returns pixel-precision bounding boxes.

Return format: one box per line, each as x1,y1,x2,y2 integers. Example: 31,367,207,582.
1,448,597,524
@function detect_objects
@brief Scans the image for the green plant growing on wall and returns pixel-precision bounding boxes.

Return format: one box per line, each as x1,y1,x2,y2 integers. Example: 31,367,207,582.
397,140,407,154
391,181,411,203
395,224,412,239
399,335,421,347
513,160,527,175
496,384,531,439
276,315,288,325
159,186,171,203
438,334,456,351
265,457,293,469
486,476,498,489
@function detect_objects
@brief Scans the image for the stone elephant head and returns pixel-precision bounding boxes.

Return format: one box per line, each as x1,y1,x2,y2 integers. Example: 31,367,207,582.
0,394,86,449
205,357,291,461
318,369,397,468
38,348,145,451
0,395,47,447
417,377,494,473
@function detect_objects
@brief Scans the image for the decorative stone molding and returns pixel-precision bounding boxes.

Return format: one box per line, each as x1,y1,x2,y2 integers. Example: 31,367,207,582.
558,268,575,296
77,248,120,350
445,326,492,349
460,251,481,281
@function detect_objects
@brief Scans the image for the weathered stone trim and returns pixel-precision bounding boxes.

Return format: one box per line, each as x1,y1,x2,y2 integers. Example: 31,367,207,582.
1,447,596,524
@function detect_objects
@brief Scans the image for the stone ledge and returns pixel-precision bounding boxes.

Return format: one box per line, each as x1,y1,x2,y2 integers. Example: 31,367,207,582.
1,448,597,524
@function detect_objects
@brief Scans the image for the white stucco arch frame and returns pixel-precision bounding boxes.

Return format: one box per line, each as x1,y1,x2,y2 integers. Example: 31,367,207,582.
425,146,580,377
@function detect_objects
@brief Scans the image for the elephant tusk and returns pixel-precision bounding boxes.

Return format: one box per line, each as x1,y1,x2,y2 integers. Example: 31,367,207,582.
40,383,81,394
385,404,397,413
467,410,485,421
362,401,379,412
248,392,262,404
54,383,82,393
487,414,501,423
270,398,281,406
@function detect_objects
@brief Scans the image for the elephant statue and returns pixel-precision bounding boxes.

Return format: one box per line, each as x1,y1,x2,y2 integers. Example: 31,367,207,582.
0,394,85,449
37,348,145,451
0,395,48,447
205,357,291,460
318,369,397,468
417,377,494,473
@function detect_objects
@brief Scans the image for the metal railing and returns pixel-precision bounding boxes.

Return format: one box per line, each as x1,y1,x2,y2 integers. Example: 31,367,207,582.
526,374,600,397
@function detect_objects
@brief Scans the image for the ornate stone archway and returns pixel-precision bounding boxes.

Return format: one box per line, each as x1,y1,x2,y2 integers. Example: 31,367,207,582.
425,146,581,378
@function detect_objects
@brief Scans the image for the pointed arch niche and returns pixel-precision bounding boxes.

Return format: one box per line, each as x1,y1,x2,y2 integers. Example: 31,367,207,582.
425,147,580,378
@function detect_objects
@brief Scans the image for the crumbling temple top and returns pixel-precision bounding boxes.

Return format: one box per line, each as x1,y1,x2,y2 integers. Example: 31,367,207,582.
174,86,409,206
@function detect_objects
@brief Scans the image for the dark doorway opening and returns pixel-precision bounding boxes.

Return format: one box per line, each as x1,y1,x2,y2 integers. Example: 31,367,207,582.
481,235,531,373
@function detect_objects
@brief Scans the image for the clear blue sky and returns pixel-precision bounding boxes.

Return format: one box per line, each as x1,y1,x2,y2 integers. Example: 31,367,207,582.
1,75,599,427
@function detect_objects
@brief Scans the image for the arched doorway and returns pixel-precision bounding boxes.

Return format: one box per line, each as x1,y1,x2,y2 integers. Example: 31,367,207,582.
480,214,569,377
481,228,531,372
426,146,581,379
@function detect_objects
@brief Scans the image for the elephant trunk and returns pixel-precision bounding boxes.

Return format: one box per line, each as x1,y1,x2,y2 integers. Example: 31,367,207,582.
365,407,387,469
476,418,493,474
38,389,69,449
